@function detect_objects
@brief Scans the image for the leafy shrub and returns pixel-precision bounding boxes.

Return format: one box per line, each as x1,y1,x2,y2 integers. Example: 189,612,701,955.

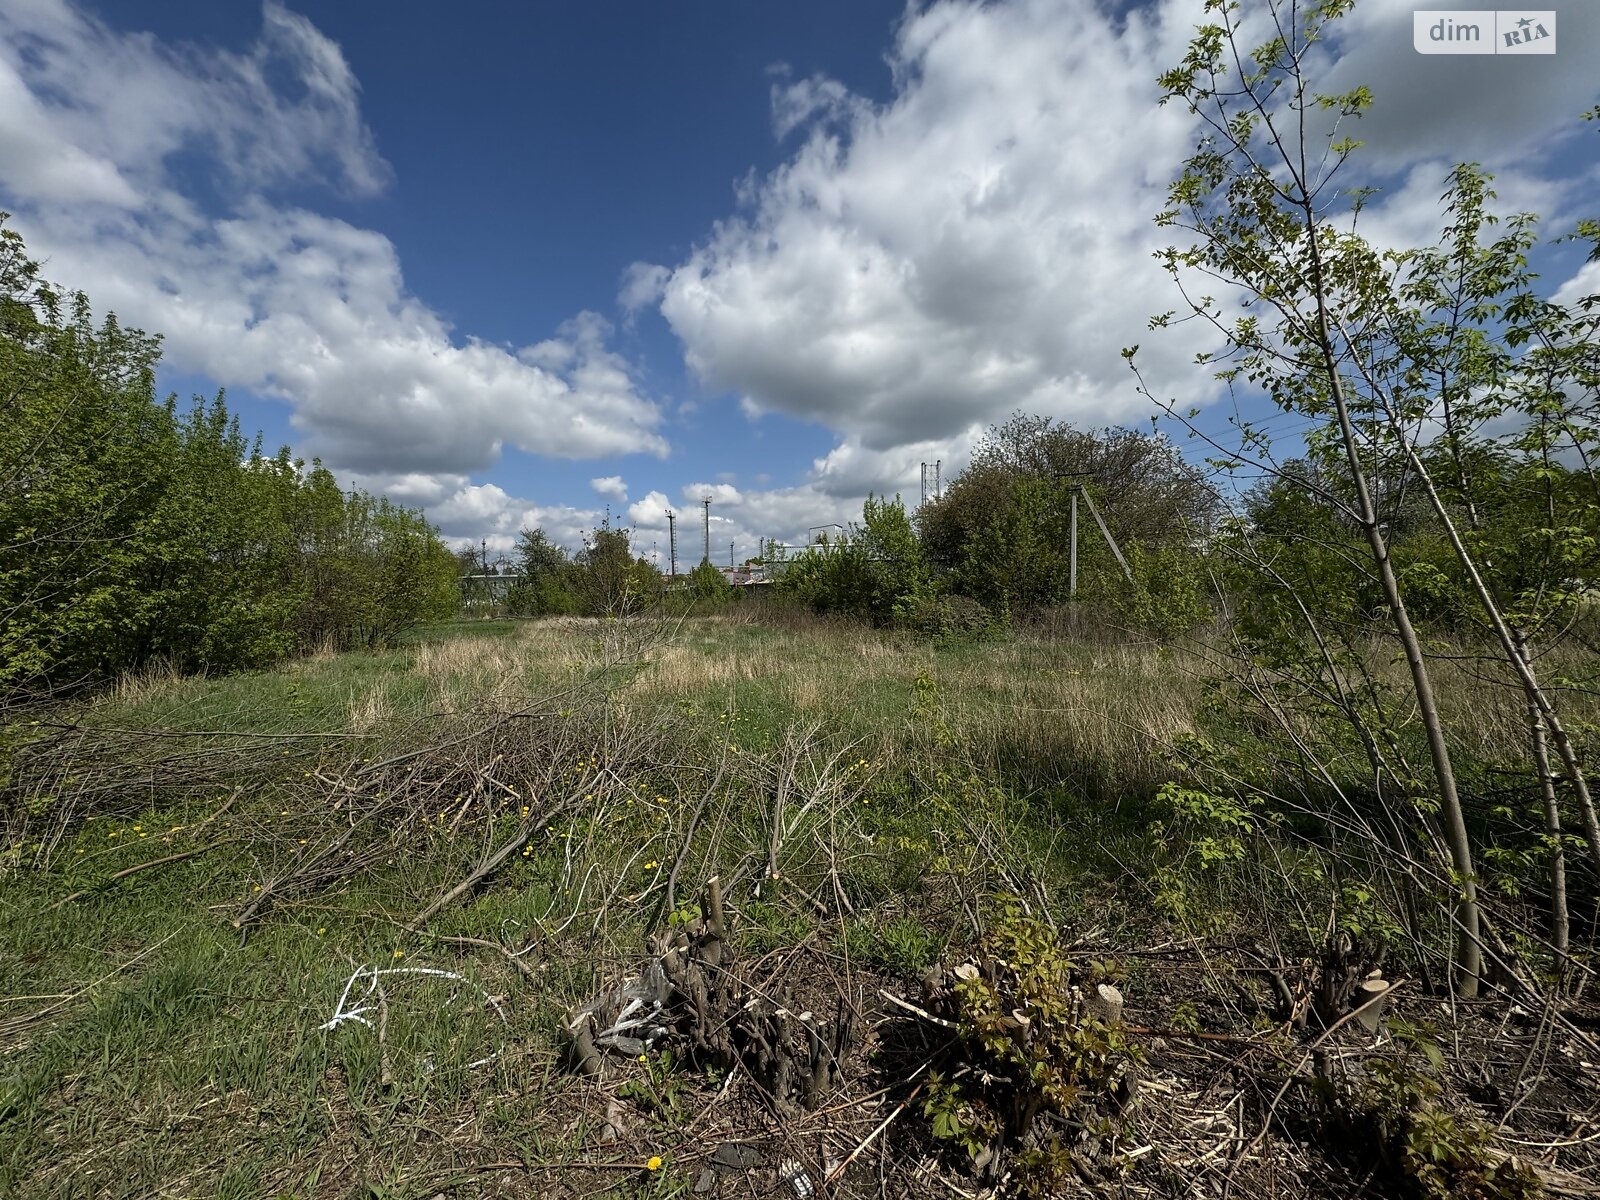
921,903,1138,1196
1316,1024,1538,1200
778,494,929,623
1,217,459,698
892,588,993,638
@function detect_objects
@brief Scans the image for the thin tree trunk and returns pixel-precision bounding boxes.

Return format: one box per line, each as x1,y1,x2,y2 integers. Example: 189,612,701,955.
1294,275,1481,992
1528,696,1570,971
1386,435,1600,878
1320,366,1481,996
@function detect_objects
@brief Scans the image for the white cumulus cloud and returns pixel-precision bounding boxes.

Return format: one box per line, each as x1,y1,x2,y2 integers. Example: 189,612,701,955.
648,0,1596,493
0,0,666,481
653,0,1210,455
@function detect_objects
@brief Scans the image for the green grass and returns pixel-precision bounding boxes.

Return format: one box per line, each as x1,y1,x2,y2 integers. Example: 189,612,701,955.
0,617,1161,1195
3,613,1592,1197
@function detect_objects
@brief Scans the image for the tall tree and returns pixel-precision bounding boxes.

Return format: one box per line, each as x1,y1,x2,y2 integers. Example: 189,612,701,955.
1144,0,1491,992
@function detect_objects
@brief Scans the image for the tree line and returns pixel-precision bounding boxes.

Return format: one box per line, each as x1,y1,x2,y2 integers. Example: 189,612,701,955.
774,414,1219,636
1,218,459,706
489,524,731,618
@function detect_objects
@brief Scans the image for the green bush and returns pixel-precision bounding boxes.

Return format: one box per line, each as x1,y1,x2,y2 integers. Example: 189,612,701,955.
922,903,1138,1196
778,494,929,623
0,217,458,698
1317,1024,1539,1200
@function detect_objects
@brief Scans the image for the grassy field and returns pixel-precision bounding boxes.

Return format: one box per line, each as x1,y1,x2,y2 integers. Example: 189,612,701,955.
2,614,1595,1198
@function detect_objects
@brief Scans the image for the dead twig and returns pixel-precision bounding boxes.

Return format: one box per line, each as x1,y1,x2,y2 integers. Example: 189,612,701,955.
48,839,236,910
406,800,577,931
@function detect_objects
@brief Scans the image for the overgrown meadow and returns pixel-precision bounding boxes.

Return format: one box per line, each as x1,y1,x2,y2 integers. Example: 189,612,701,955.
4,612,1596,1198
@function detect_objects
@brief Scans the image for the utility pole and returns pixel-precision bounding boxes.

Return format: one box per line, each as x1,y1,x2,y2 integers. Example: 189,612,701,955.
1069,489,1078,601
666,509,677,579
701,495,712,565
934,459,941,500
920,462,928,509
1079,486,1132,582
730,540,736,569
1052,471,1092,601
1053,472,1132,602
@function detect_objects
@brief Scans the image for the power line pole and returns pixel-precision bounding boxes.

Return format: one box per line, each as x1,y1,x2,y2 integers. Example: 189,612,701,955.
1052,472,1090,601
729,540,735,569
919,462,927,509
1069,488,1078,600
701,495,712,565
1054,473,1132,601
1079,486,1132,582
935,459,941,500
666,509,677,579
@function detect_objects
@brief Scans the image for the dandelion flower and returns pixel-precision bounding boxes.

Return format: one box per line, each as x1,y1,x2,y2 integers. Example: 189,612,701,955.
646,1156,663,1171
393,949,405,959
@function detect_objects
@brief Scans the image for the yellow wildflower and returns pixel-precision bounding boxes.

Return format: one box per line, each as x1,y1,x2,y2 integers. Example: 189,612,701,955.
645,1156,663,1172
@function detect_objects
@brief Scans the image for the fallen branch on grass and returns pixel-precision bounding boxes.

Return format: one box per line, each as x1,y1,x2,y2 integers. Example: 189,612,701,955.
233,823,361,931
425,933,538,979
48,838,236,910
317,963,507,1071
405,799,578,932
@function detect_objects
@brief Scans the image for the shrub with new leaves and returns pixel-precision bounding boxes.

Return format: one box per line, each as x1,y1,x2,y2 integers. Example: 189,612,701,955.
922,903,1138,1197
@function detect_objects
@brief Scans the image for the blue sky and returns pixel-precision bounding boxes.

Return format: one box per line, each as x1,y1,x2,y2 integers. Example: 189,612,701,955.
2,0,1596,564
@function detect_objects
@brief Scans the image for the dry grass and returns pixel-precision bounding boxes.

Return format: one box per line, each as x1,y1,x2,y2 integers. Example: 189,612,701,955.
6,614,1597,1199
109,658,187,707
345,682,392,734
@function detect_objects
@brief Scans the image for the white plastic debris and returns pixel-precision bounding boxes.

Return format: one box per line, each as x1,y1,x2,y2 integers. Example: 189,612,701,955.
778,1159,814,1198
